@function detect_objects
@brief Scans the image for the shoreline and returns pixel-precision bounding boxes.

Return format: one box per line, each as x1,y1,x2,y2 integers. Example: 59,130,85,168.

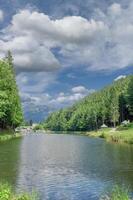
38,126,133,145
3,125,132,145
85,127,133,145
0,130,22,142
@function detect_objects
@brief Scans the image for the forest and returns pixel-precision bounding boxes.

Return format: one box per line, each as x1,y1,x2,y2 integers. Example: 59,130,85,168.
44,75,133,131
0,51,23,129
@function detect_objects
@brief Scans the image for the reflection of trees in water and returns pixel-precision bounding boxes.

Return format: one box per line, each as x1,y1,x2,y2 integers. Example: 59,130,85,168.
0,138,22,187
1,134,133,194
99,142,133,188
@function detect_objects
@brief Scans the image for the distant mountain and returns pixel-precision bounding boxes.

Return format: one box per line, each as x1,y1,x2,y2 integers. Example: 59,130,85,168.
23,104,56,123
44,75,133,131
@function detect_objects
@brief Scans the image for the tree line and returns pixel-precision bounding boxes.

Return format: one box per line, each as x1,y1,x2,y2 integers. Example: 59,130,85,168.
44,75,133,131
0,51,23,129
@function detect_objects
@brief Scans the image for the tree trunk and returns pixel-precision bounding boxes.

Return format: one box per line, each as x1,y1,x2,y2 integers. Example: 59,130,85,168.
113,120,116,128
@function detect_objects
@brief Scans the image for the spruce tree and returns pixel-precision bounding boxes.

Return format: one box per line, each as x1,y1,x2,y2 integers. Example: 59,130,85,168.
127,76,133,119
0,52,23,129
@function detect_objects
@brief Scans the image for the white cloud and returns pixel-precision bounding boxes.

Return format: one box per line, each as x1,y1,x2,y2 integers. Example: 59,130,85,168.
0,9,107,72
1,4,133,72
20,84,95,119
114,75,126,81
72,86,89,93
0,34,60,72
0,10,4,22
50,86,95,107
17,72,57,93
7,10,105,45
108,3,122,16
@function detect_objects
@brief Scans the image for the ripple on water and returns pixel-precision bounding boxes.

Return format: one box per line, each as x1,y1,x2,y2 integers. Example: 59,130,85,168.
1,133,133,200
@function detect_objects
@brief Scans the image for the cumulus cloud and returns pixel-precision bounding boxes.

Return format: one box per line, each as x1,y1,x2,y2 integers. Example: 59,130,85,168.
1,3,133,72
114,75,126,81
72,86,90,93
20,83,95,121
0,10,4,22
7,10,105,45
50,86,95,108
0,34,60,72
17,72,57,93
0,7,113,72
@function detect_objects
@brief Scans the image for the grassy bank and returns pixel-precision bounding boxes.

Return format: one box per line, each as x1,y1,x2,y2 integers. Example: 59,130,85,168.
0,183,38,200
34,123,133,145
0,183,131,200
86,123,133,144
101,186,131,200
0,130,21,142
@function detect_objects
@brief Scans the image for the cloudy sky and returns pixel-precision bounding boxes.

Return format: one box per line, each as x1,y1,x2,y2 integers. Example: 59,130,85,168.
0,0,133,122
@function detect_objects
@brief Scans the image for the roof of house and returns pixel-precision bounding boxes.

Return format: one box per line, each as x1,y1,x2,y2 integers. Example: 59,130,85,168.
101,124,108,128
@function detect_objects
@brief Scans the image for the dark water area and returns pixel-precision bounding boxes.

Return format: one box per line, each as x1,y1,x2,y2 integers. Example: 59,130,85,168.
0,133,133,199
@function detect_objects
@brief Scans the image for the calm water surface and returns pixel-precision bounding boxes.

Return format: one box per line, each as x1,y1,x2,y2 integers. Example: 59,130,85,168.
0,133,133,200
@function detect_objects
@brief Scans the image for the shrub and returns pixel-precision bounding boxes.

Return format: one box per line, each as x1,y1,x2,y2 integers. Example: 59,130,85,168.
33,124,44,131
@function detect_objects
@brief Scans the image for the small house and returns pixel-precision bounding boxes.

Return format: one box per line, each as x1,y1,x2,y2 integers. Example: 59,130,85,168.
101,124,108,128
121,120,130,125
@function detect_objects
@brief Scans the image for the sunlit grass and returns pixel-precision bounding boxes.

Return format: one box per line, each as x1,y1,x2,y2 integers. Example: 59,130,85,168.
0,183,132,200
101,186,131,200
0,183,38,200
0,130,21,142
87,123,133,144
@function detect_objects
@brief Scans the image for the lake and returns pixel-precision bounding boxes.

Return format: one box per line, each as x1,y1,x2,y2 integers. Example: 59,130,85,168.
0,133,133,200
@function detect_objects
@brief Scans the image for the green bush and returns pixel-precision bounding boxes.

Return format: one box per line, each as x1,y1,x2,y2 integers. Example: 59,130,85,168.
33,124,44,131
126,123,133,128
99,132,105,138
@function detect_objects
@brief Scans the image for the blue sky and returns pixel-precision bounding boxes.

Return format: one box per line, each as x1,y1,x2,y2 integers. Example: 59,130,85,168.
0,0,133,122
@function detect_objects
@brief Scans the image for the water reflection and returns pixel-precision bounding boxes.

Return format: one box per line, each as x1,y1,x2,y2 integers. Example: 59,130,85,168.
16,133,133,200
0,138,22,186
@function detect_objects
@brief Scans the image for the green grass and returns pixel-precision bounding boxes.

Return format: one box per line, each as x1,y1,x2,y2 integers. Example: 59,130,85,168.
101,186,131,200
87,123,133,145
0,183,38,200
0,130,21,142
0,183,131,200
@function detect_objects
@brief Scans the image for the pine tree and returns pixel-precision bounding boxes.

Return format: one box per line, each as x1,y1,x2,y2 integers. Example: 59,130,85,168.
44,75,133,131
0,52,23,129
127,76,133,119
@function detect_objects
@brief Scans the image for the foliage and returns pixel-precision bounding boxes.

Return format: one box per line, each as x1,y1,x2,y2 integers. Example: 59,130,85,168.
101,186,130,200
33,124,44,131
0,53,23,129
44,75,133,131
127,76,133,117
0,183,38,200
0,133,21,142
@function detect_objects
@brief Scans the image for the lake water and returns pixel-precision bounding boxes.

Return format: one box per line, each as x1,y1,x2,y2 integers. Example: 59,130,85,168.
0,133,133,199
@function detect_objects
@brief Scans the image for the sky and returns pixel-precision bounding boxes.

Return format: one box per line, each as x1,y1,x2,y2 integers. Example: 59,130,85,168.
0,0,133,122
